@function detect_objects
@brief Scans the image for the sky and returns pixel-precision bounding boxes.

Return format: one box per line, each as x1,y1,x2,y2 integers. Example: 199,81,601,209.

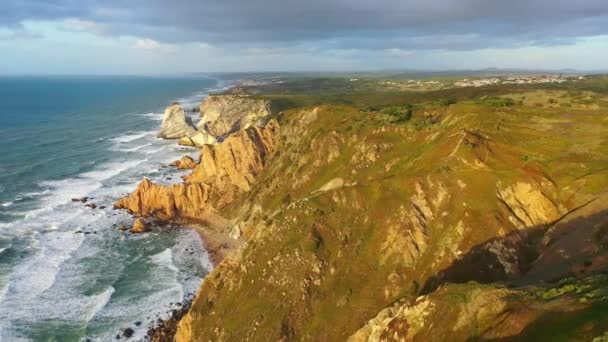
1,0,607,74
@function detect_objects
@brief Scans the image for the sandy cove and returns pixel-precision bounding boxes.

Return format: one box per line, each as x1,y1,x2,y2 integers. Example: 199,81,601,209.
188,221,241,266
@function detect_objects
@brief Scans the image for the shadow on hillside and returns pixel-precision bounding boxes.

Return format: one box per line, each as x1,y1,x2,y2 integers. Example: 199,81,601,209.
420,209,608,295
478,300,608,342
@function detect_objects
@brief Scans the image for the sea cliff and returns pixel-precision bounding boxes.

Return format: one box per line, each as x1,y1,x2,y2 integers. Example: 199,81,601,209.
116,85,608,341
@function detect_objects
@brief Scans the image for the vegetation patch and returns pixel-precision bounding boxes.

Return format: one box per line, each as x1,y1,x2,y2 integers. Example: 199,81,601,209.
476,97,515,107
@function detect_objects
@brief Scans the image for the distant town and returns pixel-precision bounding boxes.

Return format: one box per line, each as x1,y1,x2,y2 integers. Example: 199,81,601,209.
371,74,587,90
453,75,585,87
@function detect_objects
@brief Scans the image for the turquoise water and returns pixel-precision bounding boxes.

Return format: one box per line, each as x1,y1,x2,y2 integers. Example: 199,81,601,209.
0,76,223,340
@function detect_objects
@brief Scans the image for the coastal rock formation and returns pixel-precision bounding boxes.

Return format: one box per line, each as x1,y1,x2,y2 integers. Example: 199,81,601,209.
170,156,198,169
158,103,198,139
186,120,279,191
178,131,216,147
115,120,280,222
114,178,224,222
130,218,149,233
197,95,272,137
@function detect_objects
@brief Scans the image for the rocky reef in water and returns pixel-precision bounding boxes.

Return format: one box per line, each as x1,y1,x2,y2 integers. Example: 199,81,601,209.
115,87,608,341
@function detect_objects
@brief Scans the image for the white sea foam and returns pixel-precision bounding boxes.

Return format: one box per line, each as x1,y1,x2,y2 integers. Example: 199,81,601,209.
151,248,180,275
0,83,220,340
87,286,116,321
111,142,154,152
110,131,155,143
0,202,12,208
0,230,85,303
137,112,163,121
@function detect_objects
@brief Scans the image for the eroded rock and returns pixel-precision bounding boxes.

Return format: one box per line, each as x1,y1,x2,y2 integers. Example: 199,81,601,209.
158,103,198,139
130,218,149,233
178,131,217,147
170,156,198,169
197,95,272,137
185,120,280,191
496,181,563,229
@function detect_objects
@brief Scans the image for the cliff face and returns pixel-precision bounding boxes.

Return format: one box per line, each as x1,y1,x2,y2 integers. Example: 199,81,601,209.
114,120,280,223
185,120,279,191
178,131,217,147
113,178,220,222
174,101,608,341
198,95,272,138
157,103,198,139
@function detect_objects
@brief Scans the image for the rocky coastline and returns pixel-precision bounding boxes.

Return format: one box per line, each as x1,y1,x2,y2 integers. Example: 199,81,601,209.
145,297,194,342
113,93,276,340
113,86,608,341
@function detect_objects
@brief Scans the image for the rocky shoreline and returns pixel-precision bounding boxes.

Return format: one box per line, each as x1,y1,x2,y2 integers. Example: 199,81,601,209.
112,93,275,340
143,222,237,341
145,297,194,342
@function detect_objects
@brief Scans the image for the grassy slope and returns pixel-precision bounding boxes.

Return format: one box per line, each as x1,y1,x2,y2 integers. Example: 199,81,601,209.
180,78,608,341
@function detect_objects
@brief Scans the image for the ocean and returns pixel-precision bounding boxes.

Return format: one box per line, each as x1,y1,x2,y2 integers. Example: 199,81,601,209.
0,75,225,341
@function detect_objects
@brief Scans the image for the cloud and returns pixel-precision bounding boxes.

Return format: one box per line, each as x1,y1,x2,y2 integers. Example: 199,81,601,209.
133,38,176,52
244,47,289,56
61,18,106,35
1,0,608,52
0,24,42,40
384,48,415,57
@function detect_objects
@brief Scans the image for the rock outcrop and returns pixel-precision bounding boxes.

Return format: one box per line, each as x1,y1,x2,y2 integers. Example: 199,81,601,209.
185,120,280,191
197,95,272,138
158,103,198,139
178,131,216,147
348,278,605,342
115,120,280,223
496,181,564,229
114,178,221,222
130,218,149,233
170,156,198,169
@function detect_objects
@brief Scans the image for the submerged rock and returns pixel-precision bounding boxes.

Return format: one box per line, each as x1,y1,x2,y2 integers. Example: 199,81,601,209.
123,327,134,338
158,103,198,139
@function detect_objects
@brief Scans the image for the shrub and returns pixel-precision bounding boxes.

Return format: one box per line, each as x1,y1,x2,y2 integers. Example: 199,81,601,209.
380,105,413,123
437,97,457,106
477,97,515,107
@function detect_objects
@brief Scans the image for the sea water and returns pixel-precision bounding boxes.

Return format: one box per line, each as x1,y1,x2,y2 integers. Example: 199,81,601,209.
0,75,224,341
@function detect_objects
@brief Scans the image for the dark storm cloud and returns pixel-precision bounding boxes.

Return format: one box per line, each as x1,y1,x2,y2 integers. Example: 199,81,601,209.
2,0,608,50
